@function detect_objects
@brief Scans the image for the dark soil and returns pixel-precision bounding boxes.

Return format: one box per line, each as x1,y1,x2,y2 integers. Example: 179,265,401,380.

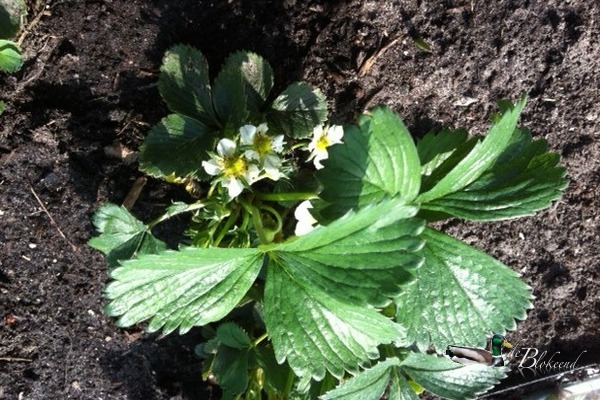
1,1,598,399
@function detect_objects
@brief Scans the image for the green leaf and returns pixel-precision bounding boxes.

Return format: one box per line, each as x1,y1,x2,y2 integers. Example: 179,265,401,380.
318,107,421,220
395,227,532,352
138,113,215,180
420,128,568,221
255,345,292,393
267,82,327,138
157,44,216,125
88,203,166,268
417,128,469,177
320,358,401,400
211,345,250,397
0,39,22,72
414,38,432,52
0,100,5,115
417,97,527,203
400,353,506,400
212,51,273,126
215,322,252,349
388,367,420,400
264,199,425,380
104,247,263,334
0,0,26,39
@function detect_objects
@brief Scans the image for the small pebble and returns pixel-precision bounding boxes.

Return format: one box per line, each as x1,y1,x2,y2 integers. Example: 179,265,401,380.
28,243,37,249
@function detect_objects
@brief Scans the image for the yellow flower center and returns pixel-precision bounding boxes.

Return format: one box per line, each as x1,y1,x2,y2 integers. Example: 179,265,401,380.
254,133,272,157
316,133,330,150
222,156,247,177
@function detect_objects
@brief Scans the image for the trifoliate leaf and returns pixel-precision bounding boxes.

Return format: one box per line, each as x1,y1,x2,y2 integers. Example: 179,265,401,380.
215,322,252,349
264,199,425,380
318,106,421,220
213,51,274,126
211,345,250,398
139,113,215,180
0,39,22,72
88,203,166,268
267,82,327,138
420,128,568,221
0,0,26,39
400,353,507,400
320,358,401,400
417,97,527,203
395,227,532,352
104,247,263,334
157,45,217,125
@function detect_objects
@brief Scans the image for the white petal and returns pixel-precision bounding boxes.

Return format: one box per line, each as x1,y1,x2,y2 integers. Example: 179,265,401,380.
264,154,281,169
312,124,324,138
295,220,317,236
217,138,237,157
223,177,244,198
264,166,281,181
312,150,328,170
244,149,260,161
294,200,316,223
239,125,256,145
257,123,269,133
328,125,344,144
263,155,282,180
245,164,261,184
294,200,317,236
271,135,285,153
202,159,222,176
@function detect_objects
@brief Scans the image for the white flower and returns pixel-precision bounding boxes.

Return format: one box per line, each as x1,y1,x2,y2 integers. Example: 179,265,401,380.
202,138,260,198
240,123,285,181
307,124,344,169
294,200,318,236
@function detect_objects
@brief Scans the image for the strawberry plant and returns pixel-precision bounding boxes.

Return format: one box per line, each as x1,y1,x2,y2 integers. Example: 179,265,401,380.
89,45,567,399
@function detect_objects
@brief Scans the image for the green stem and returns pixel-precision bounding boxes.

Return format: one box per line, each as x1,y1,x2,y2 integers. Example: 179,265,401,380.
254,192,318,202
259,204,283,236
147,201,205,229
213,204,240,247
283,368,295,399
240,200,270,244
252,332,269,347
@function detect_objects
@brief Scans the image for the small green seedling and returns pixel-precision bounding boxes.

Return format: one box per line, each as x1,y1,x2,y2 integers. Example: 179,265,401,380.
89,45,567,400
0,0,26,74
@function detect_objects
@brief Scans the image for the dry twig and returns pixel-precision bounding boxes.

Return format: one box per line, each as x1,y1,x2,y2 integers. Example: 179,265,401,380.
29,184,78,252
358,35,401,77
